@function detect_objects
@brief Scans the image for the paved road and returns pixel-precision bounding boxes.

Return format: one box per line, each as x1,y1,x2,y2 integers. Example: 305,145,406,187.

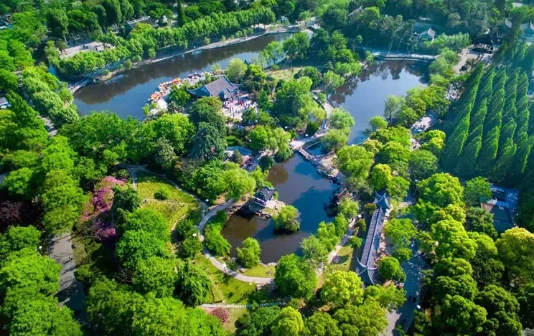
49,233,87,321
385,243,426,335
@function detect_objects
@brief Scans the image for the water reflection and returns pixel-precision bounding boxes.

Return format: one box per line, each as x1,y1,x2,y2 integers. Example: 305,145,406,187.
330,60,428,144
222,154,337,263
73,33,293,119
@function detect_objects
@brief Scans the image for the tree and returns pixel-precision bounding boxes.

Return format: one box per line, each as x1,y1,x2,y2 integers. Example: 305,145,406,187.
237,237,261,268
330,108,355,130
333,300,388,336
102,0,123,25
364,284,406,312
475,285,522,336
6,296,82,336
226,58,247,83
369,164,392,191
176,261,210,306
0,252,60,298
304,312,342,336
271,307,304,336
3,167,34,199
424,219,477,260
283,32,310,65
188,97,225,133
238,306,281,336
179,235,203,259
339,198,359,219
516,283,534,329
434,295,487,335
336,146,374,180
121,208,169,242
369,116,388,131
322,129,349,152
496,227,534,284
301,235,329,265
47,9,69,39
0,69,19,92
190,122,226,161
274,254,317,299
274,205,300,233
223,168,256,200
321,271,364,308
111,186,141,220
152,113,195,155
409,150,438,181
168,85,190,106
384,95,405,122
155,138,177,171
0,226,40,260
465,207,497,240
115,230,169,271
416,173,464,208
464,177,492,206
133,257,179,297
378,256,406,282
176,0,186,26
384,218,416,249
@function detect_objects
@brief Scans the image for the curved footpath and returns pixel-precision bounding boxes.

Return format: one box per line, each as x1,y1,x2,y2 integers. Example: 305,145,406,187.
126,165,357,286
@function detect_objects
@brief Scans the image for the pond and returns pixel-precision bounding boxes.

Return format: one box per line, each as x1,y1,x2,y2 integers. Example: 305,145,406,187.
221,153,338,263
73,33,293,119
330,60,428,144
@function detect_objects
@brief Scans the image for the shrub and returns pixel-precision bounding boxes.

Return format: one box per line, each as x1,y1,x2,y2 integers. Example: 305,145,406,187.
210,308,229,324
351,236,363,249
356,219,367,232
154,187,171,200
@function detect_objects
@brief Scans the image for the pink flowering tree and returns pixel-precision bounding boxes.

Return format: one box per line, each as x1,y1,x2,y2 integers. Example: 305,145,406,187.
210,308,229,324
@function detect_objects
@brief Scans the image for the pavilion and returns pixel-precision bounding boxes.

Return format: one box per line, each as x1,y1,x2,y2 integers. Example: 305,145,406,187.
188,76,240,100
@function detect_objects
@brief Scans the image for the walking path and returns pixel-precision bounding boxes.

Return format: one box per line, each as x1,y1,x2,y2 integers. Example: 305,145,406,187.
203,250,274,286
201,301,287,309
49,233,87,321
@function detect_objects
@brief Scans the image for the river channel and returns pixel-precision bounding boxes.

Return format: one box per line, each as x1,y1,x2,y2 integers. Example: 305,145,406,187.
73,36,428,263
73,33,293,119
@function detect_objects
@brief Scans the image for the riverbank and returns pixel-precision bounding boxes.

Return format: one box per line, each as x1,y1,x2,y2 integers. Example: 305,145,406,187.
69,26,295,94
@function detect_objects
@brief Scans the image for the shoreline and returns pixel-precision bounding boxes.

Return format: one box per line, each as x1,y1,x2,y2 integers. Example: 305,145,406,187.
70,27,294,93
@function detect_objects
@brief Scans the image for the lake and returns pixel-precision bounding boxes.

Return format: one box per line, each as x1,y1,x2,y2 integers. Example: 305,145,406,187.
221,154,337,263
73,33,293,119
330,60,428,144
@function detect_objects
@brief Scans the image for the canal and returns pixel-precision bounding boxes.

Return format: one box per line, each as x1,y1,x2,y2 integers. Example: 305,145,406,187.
73,33,293,119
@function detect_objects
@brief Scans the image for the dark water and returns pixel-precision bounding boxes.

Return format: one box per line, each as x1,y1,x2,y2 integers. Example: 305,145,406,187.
330,61,428,144
221,154,337,263
73,33,293,119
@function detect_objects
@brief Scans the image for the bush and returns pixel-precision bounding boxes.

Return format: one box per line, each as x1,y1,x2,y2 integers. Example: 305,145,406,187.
305,122,319,136
210,307,229,324
356,219,367,232
274,205,300,233
259,156,275,170
351,236,363,249
154,187,171,200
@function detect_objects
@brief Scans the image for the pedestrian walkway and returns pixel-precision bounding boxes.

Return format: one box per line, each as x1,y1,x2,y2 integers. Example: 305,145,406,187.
201,301,287,309
49,233,87,321
203,250,274,286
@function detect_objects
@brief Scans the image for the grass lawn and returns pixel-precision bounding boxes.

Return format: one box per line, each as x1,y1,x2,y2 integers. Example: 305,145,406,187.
195,255,276,305
265,66,304,82
223,308,247,334
330,244,354,272
136,171,200,228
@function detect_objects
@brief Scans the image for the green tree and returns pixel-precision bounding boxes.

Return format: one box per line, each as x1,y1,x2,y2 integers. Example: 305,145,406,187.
321,270,364,308
304,312,342,336
223,168,256,200
369,164,392,191
330,108,355,130
271,307,304,336
0,226,40,260
237,237,261,268
322,129,349,152
384,218,416,248
434,295,487,335
301,235,329,265
275,254,317,299
475,286,522,335
121,208,169,241
369,116,388,131
496,227,534,284
115,230,169,271
2,167,34,199
464,207,497,239
364,284,406,312
47,9,69,39
333,300,388,336
0,69,19,92
339,198,359,219
274,205,300,233
177,0,186,26
176,261,210,306
409,150,438,181
464,177,492,206
168,85,191,106
336,146,374,180
378,256,406,282
190,122,226,161
133,257,179,297
515,283,534,329
416,173,464,208
226,58,247,83
6,296,82,336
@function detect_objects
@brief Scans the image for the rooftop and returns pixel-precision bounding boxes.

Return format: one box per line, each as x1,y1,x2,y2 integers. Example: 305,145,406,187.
126,16,158,30
189,76,239,99
480,184,519,233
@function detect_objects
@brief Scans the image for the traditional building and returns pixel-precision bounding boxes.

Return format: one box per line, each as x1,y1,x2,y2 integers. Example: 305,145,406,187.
247,187,276,214
356,191,391,285
189,76,240,100
480,185,519,233
125,16,158,32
